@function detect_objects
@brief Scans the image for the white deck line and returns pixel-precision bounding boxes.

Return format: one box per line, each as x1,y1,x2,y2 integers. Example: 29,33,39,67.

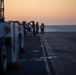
40,36,51,75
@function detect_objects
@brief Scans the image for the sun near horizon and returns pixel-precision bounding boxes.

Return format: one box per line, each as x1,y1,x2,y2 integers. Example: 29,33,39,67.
5,0,76,25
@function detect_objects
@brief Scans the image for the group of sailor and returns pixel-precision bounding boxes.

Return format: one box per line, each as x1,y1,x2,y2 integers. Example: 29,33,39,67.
22,21,45,36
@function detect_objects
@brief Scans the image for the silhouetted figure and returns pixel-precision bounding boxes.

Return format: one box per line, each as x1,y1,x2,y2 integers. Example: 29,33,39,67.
29,21,36,36
27,22,31,32
36,22,39,34
22,21,27,35
40,23,45,34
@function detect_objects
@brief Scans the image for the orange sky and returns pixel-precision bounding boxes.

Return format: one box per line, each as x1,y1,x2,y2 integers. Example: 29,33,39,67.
5,0,76,25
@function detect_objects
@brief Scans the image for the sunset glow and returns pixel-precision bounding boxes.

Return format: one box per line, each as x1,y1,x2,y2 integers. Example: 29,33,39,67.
5,0,76,25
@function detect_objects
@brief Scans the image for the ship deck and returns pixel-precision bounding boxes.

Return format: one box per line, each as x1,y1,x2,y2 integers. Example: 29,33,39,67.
7,32,76,75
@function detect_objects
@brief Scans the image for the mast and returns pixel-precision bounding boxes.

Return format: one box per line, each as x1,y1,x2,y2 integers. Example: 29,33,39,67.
0,0,4,22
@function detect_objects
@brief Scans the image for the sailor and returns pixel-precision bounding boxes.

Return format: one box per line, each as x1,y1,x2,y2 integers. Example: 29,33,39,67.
29,21,36,36
40,23,45,34
36,22,39,34
22,21,27,35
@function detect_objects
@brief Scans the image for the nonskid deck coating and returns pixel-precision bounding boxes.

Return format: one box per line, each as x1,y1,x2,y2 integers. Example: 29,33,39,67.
7,35,51,75
42,32,76,75
7,32,76,75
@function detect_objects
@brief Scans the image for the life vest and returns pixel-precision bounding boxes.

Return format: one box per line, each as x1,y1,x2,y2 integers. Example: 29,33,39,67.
41,25,44,29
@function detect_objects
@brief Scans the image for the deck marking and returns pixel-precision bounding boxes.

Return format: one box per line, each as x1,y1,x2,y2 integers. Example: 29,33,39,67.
40,36,51,75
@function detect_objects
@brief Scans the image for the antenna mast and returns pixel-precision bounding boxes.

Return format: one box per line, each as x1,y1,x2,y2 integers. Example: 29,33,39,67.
0,0,4,22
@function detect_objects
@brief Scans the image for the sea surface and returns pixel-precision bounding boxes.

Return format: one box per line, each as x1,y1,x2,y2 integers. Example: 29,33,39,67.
41,25,76,32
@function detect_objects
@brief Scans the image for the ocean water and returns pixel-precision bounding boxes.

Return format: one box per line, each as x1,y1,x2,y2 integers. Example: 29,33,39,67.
42,25,76,32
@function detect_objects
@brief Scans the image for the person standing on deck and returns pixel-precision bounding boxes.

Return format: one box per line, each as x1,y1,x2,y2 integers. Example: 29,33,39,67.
22,21,27,35
29,21,36,36
40,23,45,34
36,22,39,34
